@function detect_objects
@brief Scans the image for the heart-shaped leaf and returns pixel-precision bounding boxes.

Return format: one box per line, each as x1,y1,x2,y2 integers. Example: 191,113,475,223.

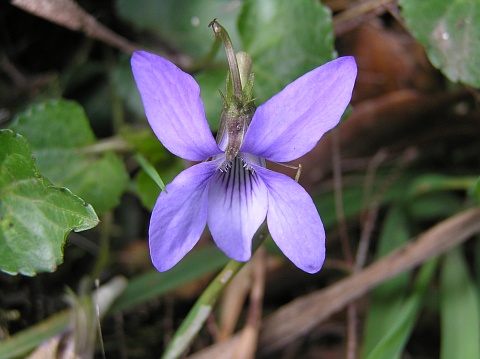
400,0,480,87
11,100,129,213
0,130,99,276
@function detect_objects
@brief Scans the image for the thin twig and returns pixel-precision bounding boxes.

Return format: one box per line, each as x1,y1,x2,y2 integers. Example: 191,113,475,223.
346,304,358,359
331,128,354,265
352,149,389,359
11,0,140,54
361,150,389,216
355,150,388,271
333,0,396,36
233,248,266,359
356,148,417,271
187,208,480,358
218,262,252,341
331,127,357,359
0,55,56,94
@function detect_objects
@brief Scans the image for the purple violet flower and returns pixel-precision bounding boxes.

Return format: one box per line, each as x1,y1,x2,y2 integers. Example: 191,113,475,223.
131,50,357,273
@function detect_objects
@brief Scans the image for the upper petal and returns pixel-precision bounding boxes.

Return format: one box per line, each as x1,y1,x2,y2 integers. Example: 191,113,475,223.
149,161,217,271
131,51,222,161
241,57,357,162
254,166,325,273
207,157,268,262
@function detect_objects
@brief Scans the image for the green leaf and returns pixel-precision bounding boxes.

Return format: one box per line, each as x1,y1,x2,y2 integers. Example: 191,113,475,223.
238,0,335,104
476,238,480,295
115,0,241,59
408,192,461,221
366,259,437,359
314,187,364,229
134,164,181,211
400,0,480,87
440,248,480,359
362,206,411,358
134,153,166,192
111,245,229,312
134,170,161,210
472,176,480,203
0,311,70,359
120,126,183,210
10,100,129,213
0,130,99,276
409,173,477,196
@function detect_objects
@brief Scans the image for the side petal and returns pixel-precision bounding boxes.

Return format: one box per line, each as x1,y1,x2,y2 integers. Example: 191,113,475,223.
149,161,216,271
131,51,221,161
254,166,325,273
207,158,268,262
241,56,357,162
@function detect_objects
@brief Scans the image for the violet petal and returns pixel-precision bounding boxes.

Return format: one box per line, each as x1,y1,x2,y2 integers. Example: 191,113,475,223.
131,51,221,161
254,166,325,273
149,161,216,271
241,57,357,163
207,158,268,261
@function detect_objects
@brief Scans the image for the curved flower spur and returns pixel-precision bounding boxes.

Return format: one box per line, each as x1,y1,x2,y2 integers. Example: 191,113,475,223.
131,20,357,273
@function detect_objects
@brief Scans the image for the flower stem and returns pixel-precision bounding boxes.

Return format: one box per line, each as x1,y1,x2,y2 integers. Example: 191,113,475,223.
208,19,243,100
161,222,270,359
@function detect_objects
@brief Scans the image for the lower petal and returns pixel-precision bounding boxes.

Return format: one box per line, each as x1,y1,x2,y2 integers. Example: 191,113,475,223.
254,166,325,273
208,157,268,261
149,161,216,271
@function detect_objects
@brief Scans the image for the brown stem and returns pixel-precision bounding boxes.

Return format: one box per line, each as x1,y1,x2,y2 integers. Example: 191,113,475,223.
11,0,140,54
333,0,396,36
331,128,354,266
